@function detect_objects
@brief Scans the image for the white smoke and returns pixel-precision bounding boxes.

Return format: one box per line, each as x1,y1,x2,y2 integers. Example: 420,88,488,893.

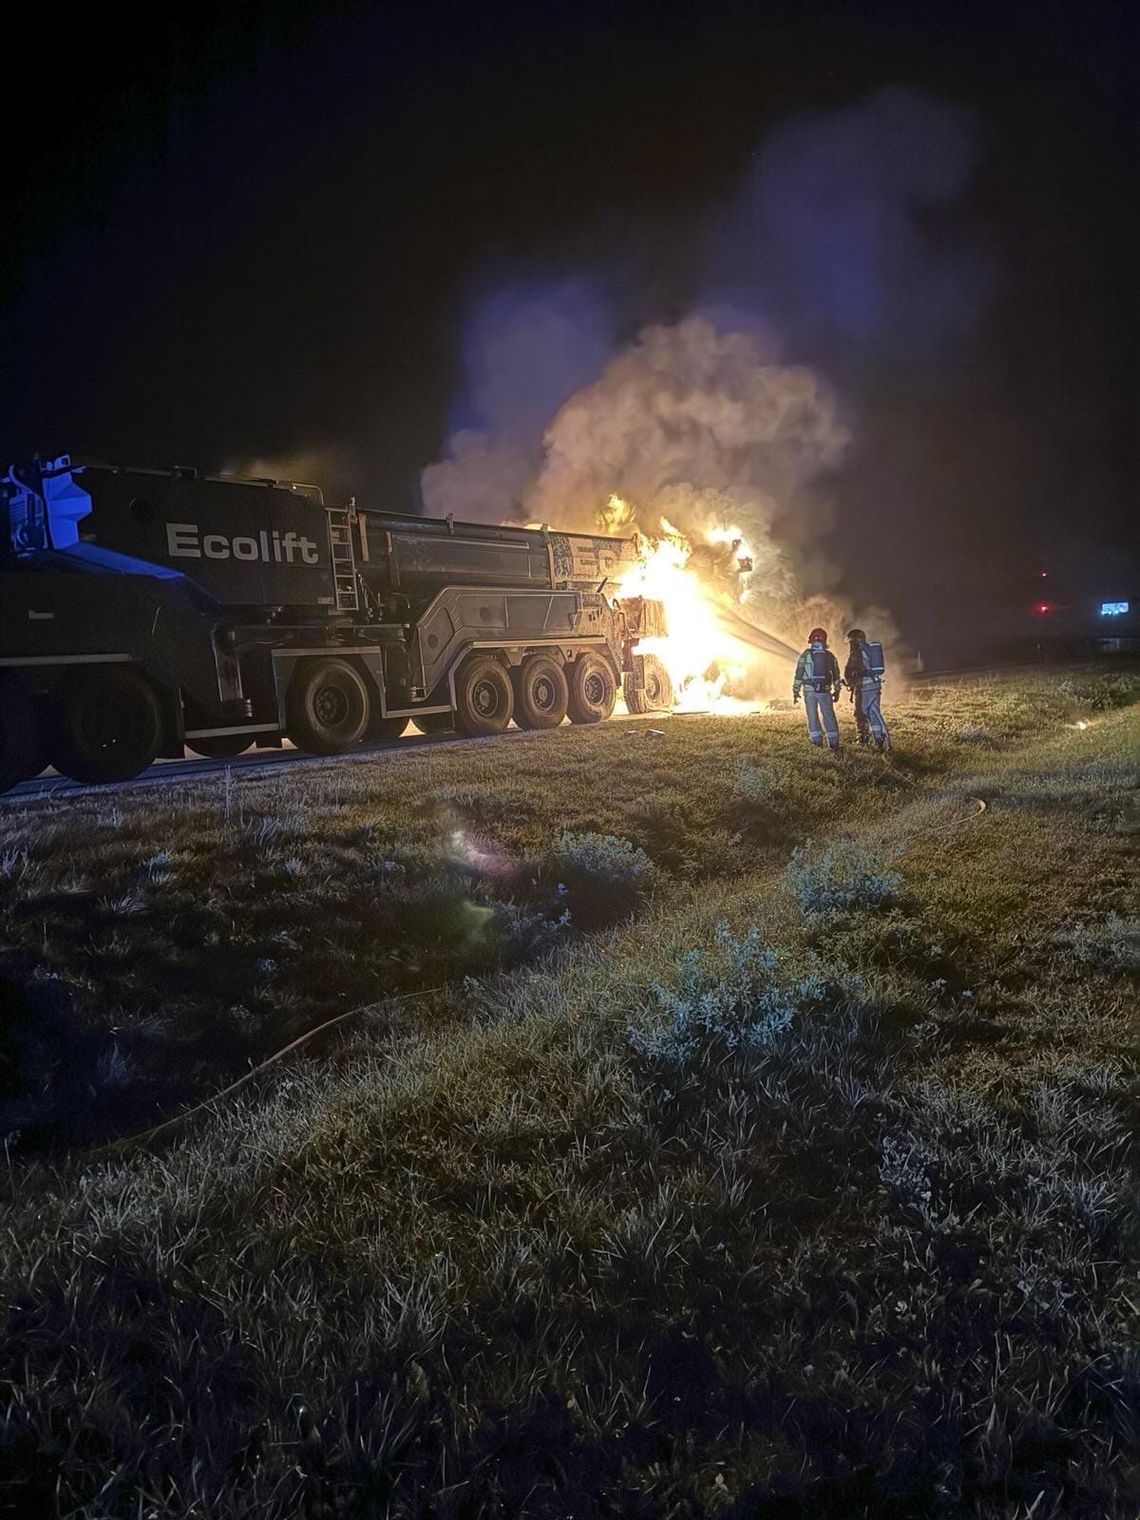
526,318,847,541
419,430,534,523
423,313,895,690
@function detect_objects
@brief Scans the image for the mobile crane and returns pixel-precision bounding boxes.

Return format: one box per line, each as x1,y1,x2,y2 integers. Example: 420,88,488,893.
0,454,672,792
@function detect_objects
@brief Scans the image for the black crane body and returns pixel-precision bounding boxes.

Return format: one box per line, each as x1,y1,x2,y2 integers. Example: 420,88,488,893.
0,455,671,791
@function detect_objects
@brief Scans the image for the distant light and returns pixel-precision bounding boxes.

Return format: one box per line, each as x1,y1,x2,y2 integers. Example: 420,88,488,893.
1035,602,1050,614
1040,570,1048,578
1100,601,1129,617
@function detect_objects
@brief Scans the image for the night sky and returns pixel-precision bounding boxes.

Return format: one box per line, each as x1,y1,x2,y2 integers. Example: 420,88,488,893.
2,0,1135,661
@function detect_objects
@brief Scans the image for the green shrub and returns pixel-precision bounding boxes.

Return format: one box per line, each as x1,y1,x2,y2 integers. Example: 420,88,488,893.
786,841,901,917
526,832,656,932
1056,673,1140,712
956,723,1000,748
553,831,653,881
629,921,836,1071
733,759,779,801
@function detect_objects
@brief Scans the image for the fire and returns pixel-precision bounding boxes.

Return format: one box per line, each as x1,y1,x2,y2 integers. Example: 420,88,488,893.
608,499,763,713
705,524,755,603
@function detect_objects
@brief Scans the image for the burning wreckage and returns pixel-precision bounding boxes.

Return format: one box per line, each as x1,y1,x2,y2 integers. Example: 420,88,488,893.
0,456,798,792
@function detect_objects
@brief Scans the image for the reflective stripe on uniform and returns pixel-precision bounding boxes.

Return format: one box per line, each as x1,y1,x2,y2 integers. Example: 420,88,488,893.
804,687,839,748
856,680,890,745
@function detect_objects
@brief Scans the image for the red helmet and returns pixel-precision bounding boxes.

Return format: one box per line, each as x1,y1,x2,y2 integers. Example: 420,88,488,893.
808,627,828,644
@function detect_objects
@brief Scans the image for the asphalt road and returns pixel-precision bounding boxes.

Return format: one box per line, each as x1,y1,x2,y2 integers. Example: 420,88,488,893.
0,710,688,805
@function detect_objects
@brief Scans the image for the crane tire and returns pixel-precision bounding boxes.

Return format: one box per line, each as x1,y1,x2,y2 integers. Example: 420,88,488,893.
49,666,163,784
512,655,569,730
0,676,45,792
453,656,514,737
567,653,617,724
625,653,674,714
286,658,370,754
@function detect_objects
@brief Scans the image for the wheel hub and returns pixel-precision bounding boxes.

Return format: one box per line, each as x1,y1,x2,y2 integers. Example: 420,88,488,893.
315,686,350,726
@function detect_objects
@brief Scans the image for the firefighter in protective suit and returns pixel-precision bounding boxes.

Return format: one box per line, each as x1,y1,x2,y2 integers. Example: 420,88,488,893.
845,628,891,749
792,628,842,749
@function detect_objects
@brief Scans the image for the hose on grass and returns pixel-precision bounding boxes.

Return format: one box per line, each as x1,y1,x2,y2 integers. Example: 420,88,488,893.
85,985,446,1161
82,764,987,1161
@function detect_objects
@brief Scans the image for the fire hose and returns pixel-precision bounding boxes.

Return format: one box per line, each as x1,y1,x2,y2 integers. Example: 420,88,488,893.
81,703,988,1159
84,985,446,1160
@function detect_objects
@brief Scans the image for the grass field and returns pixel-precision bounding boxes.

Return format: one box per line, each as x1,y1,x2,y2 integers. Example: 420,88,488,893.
0,665,1137,1517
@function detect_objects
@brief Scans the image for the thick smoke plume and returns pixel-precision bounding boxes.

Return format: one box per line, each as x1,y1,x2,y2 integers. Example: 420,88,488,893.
422,88,985,680
425,316,850,626
527,320,845,519
522,318,862,680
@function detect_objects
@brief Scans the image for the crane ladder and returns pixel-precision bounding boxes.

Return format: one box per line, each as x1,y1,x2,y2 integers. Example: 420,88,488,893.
326,507,359,612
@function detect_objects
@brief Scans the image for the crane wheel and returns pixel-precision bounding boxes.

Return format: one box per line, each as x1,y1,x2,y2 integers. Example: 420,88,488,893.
625,653,674,714
286,658,370,754
0,676,45,792
49,666,163,784
567,653,617,724
453,656,514,737
188,735,252,759
512,655,569,730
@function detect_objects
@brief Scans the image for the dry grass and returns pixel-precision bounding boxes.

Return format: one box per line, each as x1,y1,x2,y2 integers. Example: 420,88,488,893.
0,664,1136,1517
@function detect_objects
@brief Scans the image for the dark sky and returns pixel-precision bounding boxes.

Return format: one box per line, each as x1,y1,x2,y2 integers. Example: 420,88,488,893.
1,0,1135,658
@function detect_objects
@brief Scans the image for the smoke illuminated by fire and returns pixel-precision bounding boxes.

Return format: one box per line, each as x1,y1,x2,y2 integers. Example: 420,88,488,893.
468,311,912,710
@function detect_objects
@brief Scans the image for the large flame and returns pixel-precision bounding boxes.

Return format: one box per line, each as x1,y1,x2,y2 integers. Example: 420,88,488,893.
609,499,765,713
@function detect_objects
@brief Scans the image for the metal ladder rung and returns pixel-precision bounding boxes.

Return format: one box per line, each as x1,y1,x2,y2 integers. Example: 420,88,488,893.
327,508,359,610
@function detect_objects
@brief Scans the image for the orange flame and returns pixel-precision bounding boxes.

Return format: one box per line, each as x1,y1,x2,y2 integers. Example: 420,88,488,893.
609,499,764,713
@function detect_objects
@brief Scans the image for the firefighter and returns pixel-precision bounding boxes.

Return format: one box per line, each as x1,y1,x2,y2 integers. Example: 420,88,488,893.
792,627,842,749
845,627,891,749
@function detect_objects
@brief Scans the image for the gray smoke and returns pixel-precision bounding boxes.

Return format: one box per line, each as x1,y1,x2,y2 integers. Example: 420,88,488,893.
708,86,985,360
421,87,985,676
419,430,536,524
422,280,612,522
